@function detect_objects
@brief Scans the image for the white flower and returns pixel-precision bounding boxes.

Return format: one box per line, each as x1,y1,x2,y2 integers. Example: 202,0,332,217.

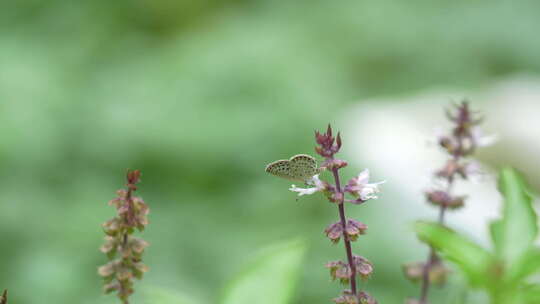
289,174,326,196
346,169,385,200
471,127,498,147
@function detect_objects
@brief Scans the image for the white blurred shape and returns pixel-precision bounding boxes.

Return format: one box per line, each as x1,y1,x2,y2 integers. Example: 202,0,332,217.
342,78,540,248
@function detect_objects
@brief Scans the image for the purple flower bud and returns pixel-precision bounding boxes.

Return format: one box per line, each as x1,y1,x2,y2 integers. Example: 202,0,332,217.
314,124,342,158
322,159,348,170
426,190,465,209
353,255,373,280
346,219,368,241
325,222,344,243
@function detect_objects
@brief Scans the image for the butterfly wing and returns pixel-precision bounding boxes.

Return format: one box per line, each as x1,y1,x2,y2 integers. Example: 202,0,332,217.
289,154,318,182
265,160,295,180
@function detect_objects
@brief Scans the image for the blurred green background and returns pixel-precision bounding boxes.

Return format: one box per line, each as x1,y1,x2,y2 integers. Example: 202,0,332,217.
1,1,540,303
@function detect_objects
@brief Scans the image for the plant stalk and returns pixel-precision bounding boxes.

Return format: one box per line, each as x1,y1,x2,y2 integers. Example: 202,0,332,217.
332,167,357,296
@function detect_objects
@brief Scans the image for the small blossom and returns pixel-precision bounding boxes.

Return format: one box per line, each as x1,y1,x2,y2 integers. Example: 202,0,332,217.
345,169,385,200
289,174,327,196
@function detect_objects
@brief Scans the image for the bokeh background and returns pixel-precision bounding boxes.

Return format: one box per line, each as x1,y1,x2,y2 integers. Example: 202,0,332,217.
1,1,540,303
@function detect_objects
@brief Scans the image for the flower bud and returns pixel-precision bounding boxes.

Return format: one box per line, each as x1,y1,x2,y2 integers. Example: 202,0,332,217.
98,261,116,278
0,290,6,304
322,159,348,170
326,260,352,284
325,222,343,243
358,291,377,304
435,160,460,179
333,290,358,304
402,261,449,286
353,255,373,280
325,220,367,243
426,190,465,209
103,283,119,294
346,220,368,242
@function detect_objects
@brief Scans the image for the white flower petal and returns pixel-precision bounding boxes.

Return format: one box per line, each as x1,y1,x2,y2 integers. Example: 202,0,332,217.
356,169,370,184
348,169,385,201
289,185,320,196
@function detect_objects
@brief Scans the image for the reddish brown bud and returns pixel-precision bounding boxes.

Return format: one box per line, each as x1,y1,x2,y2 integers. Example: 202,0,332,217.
322,159,348,170
130,238,149,254
325,222,344,243
426,190,465,209
315,124,342,157
333,290,358,304
353,255,373,280
346,220,368,241
126,169,141,185
326,261,352,284
103,283,120,294
402,260,449,286
436,160,460,179
98,261,116,278
324,219,367,243
329,192,344,203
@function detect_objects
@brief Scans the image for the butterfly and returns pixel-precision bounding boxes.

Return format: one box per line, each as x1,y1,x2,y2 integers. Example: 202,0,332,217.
265,154,320,182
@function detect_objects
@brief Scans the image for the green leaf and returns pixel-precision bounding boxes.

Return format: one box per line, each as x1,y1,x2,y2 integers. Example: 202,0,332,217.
490,219,504,254
496,168,538,266
415,221,494,287
221,239,307,304
506,248,540,283
520,284,540,304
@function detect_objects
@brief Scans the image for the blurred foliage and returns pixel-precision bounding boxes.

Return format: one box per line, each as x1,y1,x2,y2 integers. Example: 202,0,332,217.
2,0,540,303
221,239,306,304
416,168,540,304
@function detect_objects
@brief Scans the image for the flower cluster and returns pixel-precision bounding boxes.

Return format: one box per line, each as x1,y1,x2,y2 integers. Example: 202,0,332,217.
404,102,495,304
334,290,377,304
286,125,384,304
98,170,150,304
